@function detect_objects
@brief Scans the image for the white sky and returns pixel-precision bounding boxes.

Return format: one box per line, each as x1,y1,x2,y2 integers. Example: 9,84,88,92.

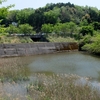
0,0,100,10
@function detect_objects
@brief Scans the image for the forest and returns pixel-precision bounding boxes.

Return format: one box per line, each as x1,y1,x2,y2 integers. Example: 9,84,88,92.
0,0,100,54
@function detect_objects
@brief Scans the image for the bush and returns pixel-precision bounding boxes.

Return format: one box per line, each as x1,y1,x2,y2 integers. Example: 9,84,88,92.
82,34,100,54
79,26,94,36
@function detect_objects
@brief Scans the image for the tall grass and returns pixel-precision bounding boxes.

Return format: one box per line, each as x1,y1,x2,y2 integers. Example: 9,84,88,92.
27,74,100,100
0,58,30,82
0,58,100,100
47,36,77,42
0,36,33,43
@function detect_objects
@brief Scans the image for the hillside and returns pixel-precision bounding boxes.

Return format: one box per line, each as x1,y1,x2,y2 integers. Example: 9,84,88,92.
0,2,100,54
4,2,100,32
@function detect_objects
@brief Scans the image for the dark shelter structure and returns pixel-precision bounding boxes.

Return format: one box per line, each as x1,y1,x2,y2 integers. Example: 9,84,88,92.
30,34,49,42
10,34,49,42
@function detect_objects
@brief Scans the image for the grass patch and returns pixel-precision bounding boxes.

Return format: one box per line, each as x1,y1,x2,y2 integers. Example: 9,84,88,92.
47,36,77,42
0,58,30,82
0,36,33,43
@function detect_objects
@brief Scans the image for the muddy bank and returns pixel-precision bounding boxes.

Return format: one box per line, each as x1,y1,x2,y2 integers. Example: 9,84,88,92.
0,42,78,57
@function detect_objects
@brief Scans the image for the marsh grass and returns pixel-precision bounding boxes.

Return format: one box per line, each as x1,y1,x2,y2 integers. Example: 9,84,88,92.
0,58,100,100
27,74,100,100
0,36,33,43
0,58,30,82
47,36,77,42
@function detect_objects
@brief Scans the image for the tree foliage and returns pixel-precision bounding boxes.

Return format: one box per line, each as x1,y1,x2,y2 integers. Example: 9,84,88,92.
19,24,33,34
1,2,100,33
82,34,100,54
0,0,6,4
6,24,19,34
0,1,100,54
79,26,94,36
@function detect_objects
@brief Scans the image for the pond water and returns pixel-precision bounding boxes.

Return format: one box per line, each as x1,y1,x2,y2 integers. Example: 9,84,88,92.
0,51,100,99
28,51,100,81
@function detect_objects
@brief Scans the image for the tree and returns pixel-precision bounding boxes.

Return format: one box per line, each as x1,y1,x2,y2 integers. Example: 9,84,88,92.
92,22,100,30
0,26,7,34
0,7,8,25
89,7,99,22
79,26,93,36
54,23,70,37
16,8,34,24
19,24,33,34
81,14,91,24
41,24,53,34
59,23,70,37
60,6,71,23
82,34,100,54
44,7,60,24
67,22,77,37
53,23,61,36
6,24,19,34
0,0,6,4
0,0,14,25
7,10,19,23
28,9,45,32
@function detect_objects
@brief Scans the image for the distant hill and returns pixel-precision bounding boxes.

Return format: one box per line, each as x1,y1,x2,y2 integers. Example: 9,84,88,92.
1,2,100,32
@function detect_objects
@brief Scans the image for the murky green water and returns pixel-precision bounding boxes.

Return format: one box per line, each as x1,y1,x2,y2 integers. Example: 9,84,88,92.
0,51,100,99
27,51,100,80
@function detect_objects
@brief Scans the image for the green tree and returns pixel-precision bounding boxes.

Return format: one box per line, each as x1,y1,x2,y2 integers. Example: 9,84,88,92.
0,0,6,4
53,23,70,37
92,22,100,30
16,8,34,24
41,23,53,34
44,7,60,24
82,34,100,54
60,6,71,23
0,7,9,25
89,7,99,22
0,0,14,25
6,24,19,34
80,14,91,26
28,9,44,32
19,24,33,34
7,10,19,23
53,23,61,36
79,26,94,36
0,26,7,35
68,22,77,37
59,23,70,37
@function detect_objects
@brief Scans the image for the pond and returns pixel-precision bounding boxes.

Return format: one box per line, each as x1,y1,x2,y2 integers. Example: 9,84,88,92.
28,51,100,80
0,51,100,99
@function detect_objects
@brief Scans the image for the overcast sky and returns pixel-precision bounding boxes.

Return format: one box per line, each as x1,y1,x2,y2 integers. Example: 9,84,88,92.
0,0,100,10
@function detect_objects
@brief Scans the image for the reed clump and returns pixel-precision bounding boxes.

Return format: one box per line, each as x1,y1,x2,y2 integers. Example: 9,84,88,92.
48,36,77,42
27,74,100,100
0,58,30,82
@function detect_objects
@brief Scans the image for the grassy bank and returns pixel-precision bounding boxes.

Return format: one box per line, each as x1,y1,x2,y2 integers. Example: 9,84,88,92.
0,73,100,100
0,36,33,43
47,36,77,42
0,58,30,82
0,35,77,43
